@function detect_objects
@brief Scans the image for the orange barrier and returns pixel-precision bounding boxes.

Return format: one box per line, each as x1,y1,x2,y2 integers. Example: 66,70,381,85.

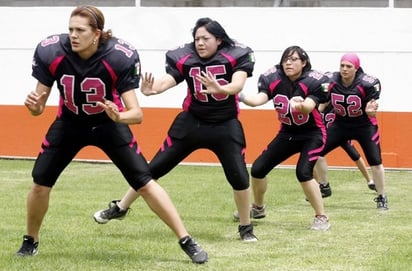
1,105,411,169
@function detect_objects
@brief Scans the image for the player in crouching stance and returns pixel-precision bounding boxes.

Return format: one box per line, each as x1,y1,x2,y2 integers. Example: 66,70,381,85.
16,6,207,264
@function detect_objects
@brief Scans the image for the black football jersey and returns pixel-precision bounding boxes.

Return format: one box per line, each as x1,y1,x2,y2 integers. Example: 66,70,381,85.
165,42,255,123
327,70,381,127
32,34,141,126
257,65,329,133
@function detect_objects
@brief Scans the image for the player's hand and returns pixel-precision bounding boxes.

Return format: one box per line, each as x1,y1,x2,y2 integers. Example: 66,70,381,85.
198,71,222,94
97,100,121,122
365,99,379,115
24,91,48,115
289,96,305,111
140,72,156,96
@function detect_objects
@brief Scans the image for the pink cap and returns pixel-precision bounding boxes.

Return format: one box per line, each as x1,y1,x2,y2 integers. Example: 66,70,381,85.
341,53,360,69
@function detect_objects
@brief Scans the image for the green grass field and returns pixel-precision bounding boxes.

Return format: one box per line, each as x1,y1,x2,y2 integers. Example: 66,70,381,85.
1,159,411,271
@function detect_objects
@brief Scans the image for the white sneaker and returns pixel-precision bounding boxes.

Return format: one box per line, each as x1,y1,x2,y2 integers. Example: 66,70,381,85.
311,215,331,231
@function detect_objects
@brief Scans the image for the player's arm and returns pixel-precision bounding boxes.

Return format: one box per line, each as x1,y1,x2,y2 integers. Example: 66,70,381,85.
97,89,143,125
24,81,52,116
290,96,317,115
198,70,248,95
240,92,269,107
140,72,177,96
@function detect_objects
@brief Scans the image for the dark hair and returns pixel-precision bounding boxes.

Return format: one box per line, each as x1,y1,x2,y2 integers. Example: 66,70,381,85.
70,6,113,45
280,45,312,73
191,17,235,49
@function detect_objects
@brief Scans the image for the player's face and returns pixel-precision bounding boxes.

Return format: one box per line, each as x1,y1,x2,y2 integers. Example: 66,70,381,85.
340,61,357,82
282,52,305,81
194,27,222,59
68,15,100,60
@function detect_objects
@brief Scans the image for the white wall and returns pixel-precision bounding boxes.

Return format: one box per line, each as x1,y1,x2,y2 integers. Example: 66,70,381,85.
1,7,411,111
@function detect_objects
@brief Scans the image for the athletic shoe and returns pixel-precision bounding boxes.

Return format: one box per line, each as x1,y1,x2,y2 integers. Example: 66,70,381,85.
16,235,38,256
374,195,388,210
311,215,331,231
238,224,258,242
93,200,130,224
233,204,266,221
305,182,332,201
179,236,208,264
367,181,376,191
319,183,332,198
310,215,331,231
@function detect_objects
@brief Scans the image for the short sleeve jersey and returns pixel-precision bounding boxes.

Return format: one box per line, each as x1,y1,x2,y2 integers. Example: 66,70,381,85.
165,42,255,123
32,34,141,126
257,65,329,134
327,70,381,127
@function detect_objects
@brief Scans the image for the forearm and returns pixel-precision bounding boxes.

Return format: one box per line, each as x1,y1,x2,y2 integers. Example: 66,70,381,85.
292,97,316,115
117,108,143,125
218,81,245,95
241,92,268,107
113,90,143,124
150,74,176,95
220,71,248,95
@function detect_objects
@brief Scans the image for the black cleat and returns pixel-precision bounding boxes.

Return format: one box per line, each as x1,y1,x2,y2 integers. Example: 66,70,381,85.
93,200,130,224
238,224,258,242
16,235,38,256
367,181,377,191
233,204,266,221
374,195,388,210
179,236,208,264
319,183,332,198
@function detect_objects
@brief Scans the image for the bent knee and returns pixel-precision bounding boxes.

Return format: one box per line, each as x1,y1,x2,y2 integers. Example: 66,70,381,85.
31,183,52,195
